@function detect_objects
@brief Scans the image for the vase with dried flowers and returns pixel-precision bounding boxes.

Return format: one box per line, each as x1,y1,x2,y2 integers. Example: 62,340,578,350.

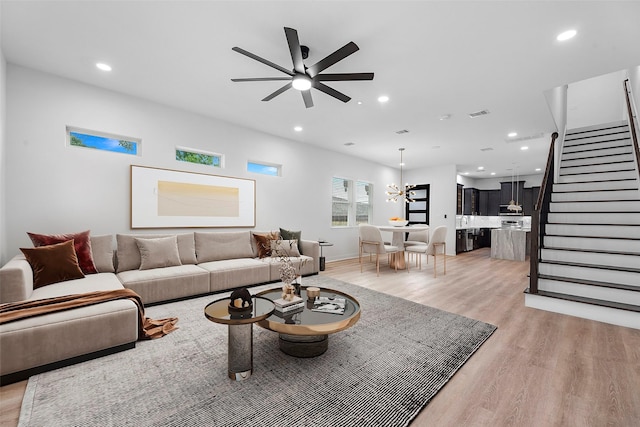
272,239,307,301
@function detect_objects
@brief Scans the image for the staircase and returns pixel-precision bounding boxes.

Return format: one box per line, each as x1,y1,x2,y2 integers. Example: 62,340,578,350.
525,121,640,329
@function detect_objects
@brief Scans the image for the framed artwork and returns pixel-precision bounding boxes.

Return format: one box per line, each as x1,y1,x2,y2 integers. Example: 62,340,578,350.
130,165,256,228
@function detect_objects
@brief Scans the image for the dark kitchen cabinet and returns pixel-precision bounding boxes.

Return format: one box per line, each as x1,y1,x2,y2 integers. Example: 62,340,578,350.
456,229,466,254
456,184,463,215
523,186,540,215
463,188,479,215
479,190,500,216
500,181,526,205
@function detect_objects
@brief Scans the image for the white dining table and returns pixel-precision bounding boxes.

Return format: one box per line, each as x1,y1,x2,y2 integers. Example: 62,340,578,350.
377,225,414,270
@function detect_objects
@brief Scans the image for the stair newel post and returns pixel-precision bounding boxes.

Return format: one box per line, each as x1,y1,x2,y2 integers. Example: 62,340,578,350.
530,132,557,294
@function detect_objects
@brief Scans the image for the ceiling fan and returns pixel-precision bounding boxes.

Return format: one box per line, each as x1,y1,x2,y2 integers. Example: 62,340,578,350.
231,27,374,108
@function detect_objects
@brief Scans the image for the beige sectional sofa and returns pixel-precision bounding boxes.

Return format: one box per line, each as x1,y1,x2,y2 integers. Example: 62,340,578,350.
0,230,319,384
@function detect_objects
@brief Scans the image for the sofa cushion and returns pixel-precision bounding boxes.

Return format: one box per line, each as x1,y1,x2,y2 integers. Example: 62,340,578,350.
252,231,280,258
117,265,210,304
279,228,302,252
135,236,182,270
198,258,271,292
27,230,97,274
20,240,85,289
271,239,301,258
90,234,115,273
195,231,254,263
116,233,196,273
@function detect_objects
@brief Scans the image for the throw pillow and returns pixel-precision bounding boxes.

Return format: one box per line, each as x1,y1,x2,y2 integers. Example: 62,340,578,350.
20,240,85,289
27,230,97,275
271,239,301,258
279,228,302,252
194,232,254,263
252,231,280,258
135,236,182,270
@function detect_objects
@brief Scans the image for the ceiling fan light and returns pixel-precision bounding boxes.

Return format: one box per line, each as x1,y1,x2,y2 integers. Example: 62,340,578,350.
292,75,312,91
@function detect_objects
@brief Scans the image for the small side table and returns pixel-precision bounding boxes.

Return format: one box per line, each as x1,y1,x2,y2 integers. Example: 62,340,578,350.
204,296,275,381
318,241,333,271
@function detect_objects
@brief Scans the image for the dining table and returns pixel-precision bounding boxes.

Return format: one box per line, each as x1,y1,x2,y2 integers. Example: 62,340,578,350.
377,225,414,270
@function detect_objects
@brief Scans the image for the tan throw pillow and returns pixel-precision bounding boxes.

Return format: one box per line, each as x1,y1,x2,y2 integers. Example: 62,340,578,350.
20,240,85,289
271,239,301,258
252,231,279,258
116,233,196,272
135,236,182,270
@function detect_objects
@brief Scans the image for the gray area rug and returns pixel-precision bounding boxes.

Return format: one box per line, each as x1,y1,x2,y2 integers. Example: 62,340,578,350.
18,276,496,427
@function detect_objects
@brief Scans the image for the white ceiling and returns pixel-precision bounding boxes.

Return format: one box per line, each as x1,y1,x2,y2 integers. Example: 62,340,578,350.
2,0,639,178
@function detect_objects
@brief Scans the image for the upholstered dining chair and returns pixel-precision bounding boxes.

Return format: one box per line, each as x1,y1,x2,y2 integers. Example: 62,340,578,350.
358,224,401,276
405,226,447,277
404,224,430,247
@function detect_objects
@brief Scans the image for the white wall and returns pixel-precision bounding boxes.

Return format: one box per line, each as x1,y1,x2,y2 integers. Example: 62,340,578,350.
405,164,458,255
567,70,627,129
0,22,6,265
5,65,405,262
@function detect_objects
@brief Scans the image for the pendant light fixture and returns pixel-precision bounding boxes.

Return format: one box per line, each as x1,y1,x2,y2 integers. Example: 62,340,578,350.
507,164,522,213
385,148,416,203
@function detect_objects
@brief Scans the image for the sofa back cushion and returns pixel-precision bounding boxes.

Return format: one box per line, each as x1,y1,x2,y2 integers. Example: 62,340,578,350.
116,233,196,272
89,234,115,273
195,231,254,263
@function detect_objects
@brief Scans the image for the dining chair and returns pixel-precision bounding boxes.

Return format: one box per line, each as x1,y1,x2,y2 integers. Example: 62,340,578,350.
405,226,447,277
404,224,430,247
358,224,401,276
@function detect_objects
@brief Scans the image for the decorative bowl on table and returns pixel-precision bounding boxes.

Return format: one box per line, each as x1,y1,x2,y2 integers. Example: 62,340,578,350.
388,219,409,226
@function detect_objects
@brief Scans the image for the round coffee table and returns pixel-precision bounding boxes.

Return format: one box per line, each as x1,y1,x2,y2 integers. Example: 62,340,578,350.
204,296,275,381
255,287,360,357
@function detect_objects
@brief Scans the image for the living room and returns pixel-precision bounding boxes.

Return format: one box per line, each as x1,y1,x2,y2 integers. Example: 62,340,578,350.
2,1,640,426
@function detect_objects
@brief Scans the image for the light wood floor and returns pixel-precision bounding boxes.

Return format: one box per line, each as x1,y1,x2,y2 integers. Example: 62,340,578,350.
2,248,639,426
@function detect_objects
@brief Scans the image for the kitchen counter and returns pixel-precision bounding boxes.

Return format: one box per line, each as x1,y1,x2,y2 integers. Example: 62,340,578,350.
490,228,531,261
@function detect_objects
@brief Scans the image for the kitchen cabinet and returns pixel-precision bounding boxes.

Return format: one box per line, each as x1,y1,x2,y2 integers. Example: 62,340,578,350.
456,229,467,254
478,190,500,216
523,186,540,215
463,188,479,215
456,184,463,215
500,181,526,205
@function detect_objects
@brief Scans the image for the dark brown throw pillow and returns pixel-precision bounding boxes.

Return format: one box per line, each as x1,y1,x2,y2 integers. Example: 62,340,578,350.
252,231,280,258
20,240,85,289
28,230,97,274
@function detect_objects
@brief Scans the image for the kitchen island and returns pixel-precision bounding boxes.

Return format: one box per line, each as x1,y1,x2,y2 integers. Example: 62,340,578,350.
490,228,531,261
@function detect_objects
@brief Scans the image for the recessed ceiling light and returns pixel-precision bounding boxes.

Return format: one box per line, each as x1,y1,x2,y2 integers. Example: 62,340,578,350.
357,101,363,105
557,29,577,41
508,132,518,138
344,142,355,146
521,146,529,150
463,172,470,175
294,126,303,132
96,62,112,72
535,168,542,172
378,95,389,103
477,166,485,171
439,114,451,121
490,172,496,176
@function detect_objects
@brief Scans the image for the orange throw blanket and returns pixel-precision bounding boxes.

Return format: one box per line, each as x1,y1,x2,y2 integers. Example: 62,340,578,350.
0,289,178,340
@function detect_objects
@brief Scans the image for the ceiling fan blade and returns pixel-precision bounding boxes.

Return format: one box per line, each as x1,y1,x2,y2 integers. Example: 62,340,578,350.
306,41,359,77
302,90,314,108
284,27,305,74
261,82,292,101
231,77,292,82
313,82,351,103
232,47,294,76
316,72,374,81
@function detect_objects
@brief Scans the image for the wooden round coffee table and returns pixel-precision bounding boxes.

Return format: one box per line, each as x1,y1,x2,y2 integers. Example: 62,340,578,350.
255,286,361,357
